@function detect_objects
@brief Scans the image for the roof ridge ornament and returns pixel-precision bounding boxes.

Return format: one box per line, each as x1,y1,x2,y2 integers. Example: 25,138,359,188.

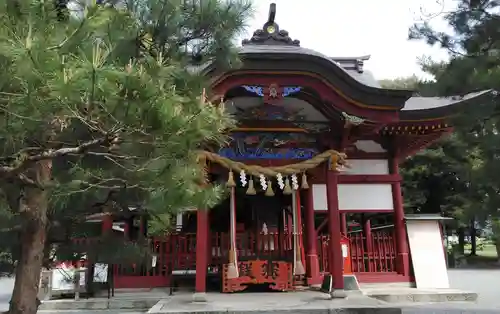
242,3,300,47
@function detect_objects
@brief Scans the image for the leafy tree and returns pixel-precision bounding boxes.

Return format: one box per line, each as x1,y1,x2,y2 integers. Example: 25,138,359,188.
379,75,483,258
379,75,423,90
0,0,252,313
379,77,475,221
409,0,500,258
401,135,479,218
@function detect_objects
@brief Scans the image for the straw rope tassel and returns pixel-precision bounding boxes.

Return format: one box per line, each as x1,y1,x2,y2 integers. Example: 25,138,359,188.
283,177,292,195
246,176,256,195
227,170,236,187
227,186,239,279
265,180,274,197
292,191,305,275
301,172,309,189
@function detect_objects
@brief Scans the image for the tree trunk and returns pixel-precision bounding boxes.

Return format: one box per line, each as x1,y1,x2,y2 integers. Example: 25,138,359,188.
470,220,477,256
495,241,500,262
9,161,51,314
458,227,465,255
492,218,500,262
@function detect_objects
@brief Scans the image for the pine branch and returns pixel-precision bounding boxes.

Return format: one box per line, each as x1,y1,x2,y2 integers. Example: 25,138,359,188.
0,135,120,181
47,17,86,51
53,180,140,196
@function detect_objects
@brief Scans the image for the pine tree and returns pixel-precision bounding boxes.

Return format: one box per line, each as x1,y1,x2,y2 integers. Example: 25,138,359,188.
0,0,253,312
409,1,500,259
379,78,477,223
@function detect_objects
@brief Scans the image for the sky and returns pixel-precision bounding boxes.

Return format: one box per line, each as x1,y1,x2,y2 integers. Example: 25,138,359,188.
240,0,457,80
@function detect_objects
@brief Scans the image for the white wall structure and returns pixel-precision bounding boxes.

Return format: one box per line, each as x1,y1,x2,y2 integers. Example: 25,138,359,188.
338,184,393,210
342,159,389,175
176,213,183,231
312,184,328,211
312,184,394,211
407,220,449,289
352,140,387,153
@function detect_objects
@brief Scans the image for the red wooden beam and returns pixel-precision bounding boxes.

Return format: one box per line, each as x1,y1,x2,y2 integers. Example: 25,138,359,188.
338,174,401,183
316,215,328,234
211,74,398,122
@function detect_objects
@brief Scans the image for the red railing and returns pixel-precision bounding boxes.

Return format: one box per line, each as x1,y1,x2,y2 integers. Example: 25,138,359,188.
70,227,395,288
71,232,295,282
348,230,396,273
317,235,330,273
211,232,294,263
317,228,396,274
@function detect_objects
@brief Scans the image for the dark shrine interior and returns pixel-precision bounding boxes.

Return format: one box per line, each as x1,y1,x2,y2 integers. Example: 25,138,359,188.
184,172,294,233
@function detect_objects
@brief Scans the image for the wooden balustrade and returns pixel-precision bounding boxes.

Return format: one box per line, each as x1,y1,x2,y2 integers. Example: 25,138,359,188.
317,229,396,274
69,228,396,288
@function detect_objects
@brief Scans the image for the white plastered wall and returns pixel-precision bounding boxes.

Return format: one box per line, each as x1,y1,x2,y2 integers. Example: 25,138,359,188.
312,183,394,211
342,159,389,175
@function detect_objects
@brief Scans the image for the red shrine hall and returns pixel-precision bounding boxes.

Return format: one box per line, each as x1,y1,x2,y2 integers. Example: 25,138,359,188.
81,3,492,293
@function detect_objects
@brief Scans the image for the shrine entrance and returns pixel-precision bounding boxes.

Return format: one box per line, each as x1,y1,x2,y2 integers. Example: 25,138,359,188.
63,3,489,294
199,148,347,293
209,183,296,292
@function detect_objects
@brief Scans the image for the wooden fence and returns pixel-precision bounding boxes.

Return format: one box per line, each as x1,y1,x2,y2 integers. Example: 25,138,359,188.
71,228,395,288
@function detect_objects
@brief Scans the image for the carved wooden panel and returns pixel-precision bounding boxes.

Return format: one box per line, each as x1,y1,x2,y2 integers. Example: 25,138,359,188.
222,260,293,293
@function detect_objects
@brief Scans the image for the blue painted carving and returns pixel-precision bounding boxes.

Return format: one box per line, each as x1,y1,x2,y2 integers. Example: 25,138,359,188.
218,147,317,160
237,104,306,121
283,86,301,96
242,85,264,96
242,85,301,97
219,132,318,160
232,132,316,147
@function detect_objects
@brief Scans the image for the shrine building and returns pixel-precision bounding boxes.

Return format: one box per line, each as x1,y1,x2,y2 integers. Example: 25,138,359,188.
85,3,492,294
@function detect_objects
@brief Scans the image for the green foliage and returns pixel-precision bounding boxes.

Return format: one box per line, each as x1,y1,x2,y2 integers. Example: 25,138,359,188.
378,76,477,223
0,0,253,273
408,1,500,257
401,135,475,219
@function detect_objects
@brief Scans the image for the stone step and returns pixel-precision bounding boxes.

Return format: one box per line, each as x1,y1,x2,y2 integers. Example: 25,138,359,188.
39,296,162,311
364,288,478,303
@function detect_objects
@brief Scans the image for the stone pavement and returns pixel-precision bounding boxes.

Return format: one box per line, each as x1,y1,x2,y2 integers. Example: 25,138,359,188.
38,290,164,312
2,270,499,313
147,291,400,314
448,269,500,309
146,289,491,314
38,311,146,313
363,287,477,303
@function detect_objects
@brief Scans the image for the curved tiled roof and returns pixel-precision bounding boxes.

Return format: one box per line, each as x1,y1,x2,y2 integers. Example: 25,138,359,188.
239,44,384,89
202,3,413,109
206,44,413,108
200,3,494,121
401,90,494,120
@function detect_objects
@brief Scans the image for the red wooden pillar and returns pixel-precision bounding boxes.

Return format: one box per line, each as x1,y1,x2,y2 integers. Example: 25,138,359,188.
195,209,209,293
390,156,410,276
364,219,373,252
363,217,373,272
102,214,113,235
326,166,343,290
304,188,321,285
123,221,130,240
340,214,347,236
139,216,147,237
